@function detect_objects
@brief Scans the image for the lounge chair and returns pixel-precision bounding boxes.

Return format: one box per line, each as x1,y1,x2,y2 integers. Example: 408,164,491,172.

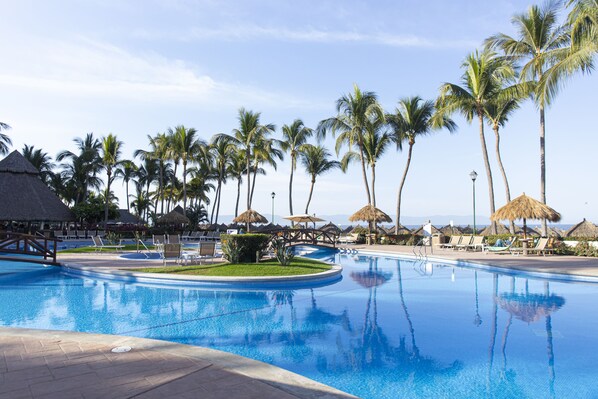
180,242,217,265
440,235,461,249
456,235,473,250
96,230,106,238
338,233,358,244
91,236,124,252
76,230,87,240
190,231,202,241
511,237,551,256
465,236,486,251
67,230,77,240
484,238,517,255
161,243,182,265
181,231,192,241
53,230,67,240
168,234,181,244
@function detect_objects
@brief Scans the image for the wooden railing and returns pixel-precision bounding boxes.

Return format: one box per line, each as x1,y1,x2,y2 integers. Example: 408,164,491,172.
265,228,339,248
0,232,61,263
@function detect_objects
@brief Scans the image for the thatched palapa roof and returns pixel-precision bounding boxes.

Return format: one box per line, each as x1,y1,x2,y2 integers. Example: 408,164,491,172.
565,219,598,238
107,209,144,225
156,207,190,225
411,224,440,236
439,225,462,235
233,209,268,224
349,205,392,223
492,194,561,223
0,151,74,221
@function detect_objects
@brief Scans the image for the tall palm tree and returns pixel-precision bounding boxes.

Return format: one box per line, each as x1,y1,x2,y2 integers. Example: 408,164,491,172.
0,122,12,155
22,144,55,185
438,50,515,234
485,91,525,233
249,135,283,207
169,125,205,210
228,149,247,217
210,136,236,224
485,2,570,235
300,144,340,214
100,134,123,225
216,108,275,212
134,133,170,215
318,84,384,206
115,160,138,212
280,119,313,216
387,97,456,233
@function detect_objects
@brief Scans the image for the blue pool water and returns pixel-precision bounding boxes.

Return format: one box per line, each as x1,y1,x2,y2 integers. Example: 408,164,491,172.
1,249,597,398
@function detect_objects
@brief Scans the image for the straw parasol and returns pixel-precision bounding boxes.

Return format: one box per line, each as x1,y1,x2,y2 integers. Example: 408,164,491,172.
350,270,393,288
0,151,75,222
491,193,561,238
233,209,268,232
565,218,598,238
156,208,190,225
349,205,392,244
284,214,325,224
497,292,565,324
439,224,462,236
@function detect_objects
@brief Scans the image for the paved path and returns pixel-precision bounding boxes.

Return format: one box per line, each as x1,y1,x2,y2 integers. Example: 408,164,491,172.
0,328,355,399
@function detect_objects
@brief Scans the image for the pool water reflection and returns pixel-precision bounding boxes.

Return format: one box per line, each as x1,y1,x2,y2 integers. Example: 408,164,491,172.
0,250,597,398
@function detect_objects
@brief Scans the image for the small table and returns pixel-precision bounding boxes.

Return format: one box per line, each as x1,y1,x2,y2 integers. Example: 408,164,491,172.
520,238,533,256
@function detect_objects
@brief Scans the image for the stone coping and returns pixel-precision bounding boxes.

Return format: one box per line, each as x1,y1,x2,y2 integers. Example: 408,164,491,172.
0,326,356,399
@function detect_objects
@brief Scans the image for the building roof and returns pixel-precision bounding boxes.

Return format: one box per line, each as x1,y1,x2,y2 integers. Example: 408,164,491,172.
0,151,74,222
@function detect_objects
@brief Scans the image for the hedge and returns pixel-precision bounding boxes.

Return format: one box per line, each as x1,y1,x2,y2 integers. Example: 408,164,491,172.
221,233,271,263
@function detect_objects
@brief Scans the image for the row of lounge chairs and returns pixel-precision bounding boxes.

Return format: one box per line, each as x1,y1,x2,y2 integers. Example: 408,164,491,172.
439,235,486,251
161,242,219,265
180,231,222,241
53,230,106,240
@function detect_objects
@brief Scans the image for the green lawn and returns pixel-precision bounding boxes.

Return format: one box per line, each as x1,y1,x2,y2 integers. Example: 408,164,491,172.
59,244,154,253
128,258,331,276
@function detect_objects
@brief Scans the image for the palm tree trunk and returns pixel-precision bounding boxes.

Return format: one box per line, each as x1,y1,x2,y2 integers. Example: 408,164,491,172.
182,160,187,210
493,125,515,234
235,177,241,217
210,184,219,224
125,180,130,212
104,170,111,226
215,179,223,224
250,166,258,207
159,161,164,215
358,145,372,205
395,143,414,235
540,106,547,236
289,156,295,217
478,111,497,234
305,177,316,214
169,162,178,208
371,163,377,244
246,148,251,210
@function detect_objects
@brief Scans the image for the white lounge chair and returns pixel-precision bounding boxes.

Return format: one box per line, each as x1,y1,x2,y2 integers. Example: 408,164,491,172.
91,236,124,252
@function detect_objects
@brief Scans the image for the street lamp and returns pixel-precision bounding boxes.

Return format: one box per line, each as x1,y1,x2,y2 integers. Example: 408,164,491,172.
470,170,478,235
271,192,276,223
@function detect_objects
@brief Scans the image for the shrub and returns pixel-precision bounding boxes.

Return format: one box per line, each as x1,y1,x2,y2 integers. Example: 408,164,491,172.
574,241,598,257
221,234,270,263
272,238,295,266
222,238,243,263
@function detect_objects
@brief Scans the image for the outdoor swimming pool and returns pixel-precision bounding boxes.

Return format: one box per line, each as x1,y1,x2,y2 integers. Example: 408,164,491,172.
1,248,597,398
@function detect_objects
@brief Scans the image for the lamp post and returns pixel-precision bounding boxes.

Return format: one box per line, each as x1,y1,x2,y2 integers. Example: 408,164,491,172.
470,170,477,235
271,192,276,224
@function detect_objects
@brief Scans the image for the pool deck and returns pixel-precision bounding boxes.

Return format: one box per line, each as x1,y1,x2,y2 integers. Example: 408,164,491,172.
3,247,598,398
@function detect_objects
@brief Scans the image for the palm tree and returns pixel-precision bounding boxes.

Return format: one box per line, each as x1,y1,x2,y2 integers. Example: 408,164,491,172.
228,149,247,217
169,125,205,210
485,3,570,235
0,122,12,155
22,144,55,185
100,134,123,225
438,50,515,234
485,91,525,234
115,160,138,212
387,97,456,234
300,145,340,214
318,84,384,206
57,133,102,205
216,108,275,212
134,133,170,215
249,135,283,206
280,119,313,217
210,136,236,224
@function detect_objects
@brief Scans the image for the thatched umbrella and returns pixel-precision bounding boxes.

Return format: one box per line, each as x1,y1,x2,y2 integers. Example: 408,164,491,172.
349,205,392,244
389,224,412,235
320,222,341,234
491,193,561,239
565,218,598,238
439,224,462,236
497,292,565,324
156,208,190,225
0,151,74,223
233,209,268,232
350,270,393,288
411,224,440,236
480,223,511,236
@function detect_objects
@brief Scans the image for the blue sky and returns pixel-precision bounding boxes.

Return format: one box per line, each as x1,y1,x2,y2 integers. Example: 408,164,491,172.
1,0,596,224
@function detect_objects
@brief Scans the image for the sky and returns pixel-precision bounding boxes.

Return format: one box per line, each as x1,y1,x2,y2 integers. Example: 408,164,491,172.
1,0,596,225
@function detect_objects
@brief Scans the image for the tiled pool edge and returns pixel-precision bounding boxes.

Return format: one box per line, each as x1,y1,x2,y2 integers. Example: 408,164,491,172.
0,326,357,399
356,249,598,284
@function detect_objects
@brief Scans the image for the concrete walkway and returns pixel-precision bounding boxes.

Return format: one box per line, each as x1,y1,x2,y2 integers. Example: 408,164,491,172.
0,328,355,399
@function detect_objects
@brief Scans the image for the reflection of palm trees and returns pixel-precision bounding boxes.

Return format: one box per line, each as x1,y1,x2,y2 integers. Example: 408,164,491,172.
473,271,482,327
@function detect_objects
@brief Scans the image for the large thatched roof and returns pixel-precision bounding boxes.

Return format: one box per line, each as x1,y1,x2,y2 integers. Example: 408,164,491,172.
565,219,598,238
0,151,74,221
411,224,441,236
107,209,144,225
320,222,341,234
491,193,561,223
439,225,462,235
156,208,190,225
349,205,392,223
233,209,268,224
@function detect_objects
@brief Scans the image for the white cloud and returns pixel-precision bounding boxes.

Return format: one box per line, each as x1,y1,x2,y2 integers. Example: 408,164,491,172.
133,25,478,49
